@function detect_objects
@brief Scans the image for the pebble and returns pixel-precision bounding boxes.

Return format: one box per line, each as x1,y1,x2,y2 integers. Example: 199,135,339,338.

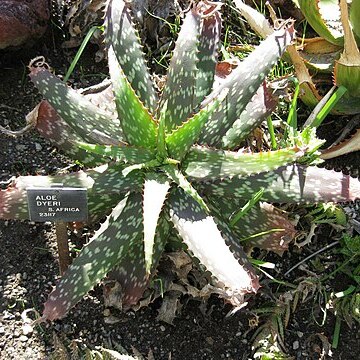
35,143,42,151
293,340,300,350
0,326,5,335
22,324,33,336
19,335,28,342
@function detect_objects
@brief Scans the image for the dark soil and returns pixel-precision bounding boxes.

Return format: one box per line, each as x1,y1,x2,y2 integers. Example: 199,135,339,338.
1,11,360,360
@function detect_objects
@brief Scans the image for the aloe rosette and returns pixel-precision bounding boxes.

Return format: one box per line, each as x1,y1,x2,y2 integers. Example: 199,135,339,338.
1,0,360,322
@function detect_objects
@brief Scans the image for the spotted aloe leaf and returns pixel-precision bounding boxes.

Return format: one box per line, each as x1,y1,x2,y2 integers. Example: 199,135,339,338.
194,1,222,104
297,0,344,46
106,214,170,308
164,165,209,213
168,188,259,303
202,164,360,203
29,64,122,144
108,47,157,148
42,193,143,321
105,0,157,113
159,6,201,132
208,195,296,255
198,26,295,146
31,101,105,167
221,82,278,149
183,146,303,181
77,142,156,164
165,89,228,161
143,173,171,274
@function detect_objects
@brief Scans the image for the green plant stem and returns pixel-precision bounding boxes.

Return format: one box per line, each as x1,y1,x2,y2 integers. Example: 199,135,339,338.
332,315,341,349
321,255,355,282
304,86,347,128
266,116,277,150
63,26,102,82
230,188,264,226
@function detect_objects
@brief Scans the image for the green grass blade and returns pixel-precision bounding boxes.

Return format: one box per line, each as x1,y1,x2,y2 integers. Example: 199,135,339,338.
304,85,347,128
230,188,264,226
63,26,101,82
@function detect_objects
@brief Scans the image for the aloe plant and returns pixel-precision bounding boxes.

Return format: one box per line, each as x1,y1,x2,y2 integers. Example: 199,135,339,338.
1,0,360,322
291,0,360,114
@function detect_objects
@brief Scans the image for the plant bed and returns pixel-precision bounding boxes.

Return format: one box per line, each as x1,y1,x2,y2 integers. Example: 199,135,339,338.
1,1,360,359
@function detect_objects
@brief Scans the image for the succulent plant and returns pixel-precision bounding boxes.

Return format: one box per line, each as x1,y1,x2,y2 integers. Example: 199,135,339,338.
1,0,359,322
291,0,360,114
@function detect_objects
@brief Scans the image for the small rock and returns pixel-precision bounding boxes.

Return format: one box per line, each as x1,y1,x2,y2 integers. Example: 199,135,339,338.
103,308,111,317
0,326,5,335
160,325,166,332
19,335,28,342
35,143,42,151
293,340,300,350
104,315,121,324
15,145,27,151
297,331,304,338
63,324,73,334
206,337,214,346
22,324,33,336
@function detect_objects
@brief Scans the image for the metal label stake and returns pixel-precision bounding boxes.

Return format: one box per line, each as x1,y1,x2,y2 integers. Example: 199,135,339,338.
27,185,88,275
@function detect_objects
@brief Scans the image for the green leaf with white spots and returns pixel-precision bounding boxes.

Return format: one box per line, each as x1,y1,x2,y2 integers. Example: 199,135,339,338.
105,0,157,113
159,7,201,133
183,146,302,181
34,101,108,167
76,142,156,164
107,213,170,308
164,165,209,212
168,188,259,304
108,47,158,148
29,66,122,144
221,82,278,149
42,193,143,321
166,89,228,161
198,25,295,146
194,5,222,104
143,173,171,274
157,100,169,160
201,164,360,203
297,0,344,46
207,195,296,255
